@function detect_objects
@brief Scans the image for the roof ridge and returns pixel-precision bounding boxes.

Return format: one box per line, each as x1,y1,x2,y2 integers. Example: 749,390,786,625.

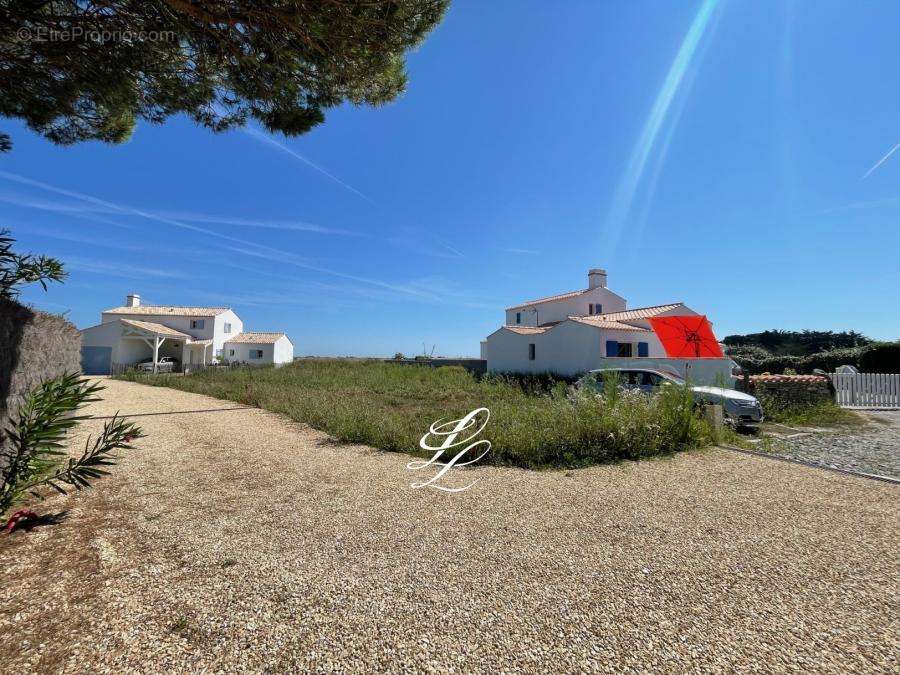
505,287,590,311
600,301,682,314
105,304,230,309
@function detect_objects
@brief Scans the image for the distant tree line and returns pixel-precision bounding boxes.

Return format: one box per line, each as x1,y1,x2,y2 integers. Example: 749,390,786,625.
722,330,899,374
722,330,871,356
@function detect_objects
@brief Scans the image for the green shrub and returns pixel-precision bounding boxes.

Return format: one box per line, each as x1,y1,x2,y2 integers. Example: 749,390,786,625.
858,342,900,373
117,360,714,469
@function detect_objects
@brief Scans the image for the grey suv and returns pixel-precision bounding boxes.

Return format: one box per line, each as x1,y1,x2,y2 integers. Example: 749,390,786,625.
577,367,764,429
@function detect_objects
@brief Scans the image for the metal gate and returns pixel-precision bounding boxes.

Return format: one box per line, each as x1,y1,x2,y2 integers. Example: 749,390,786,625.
80,346,112,375
832,373,900,409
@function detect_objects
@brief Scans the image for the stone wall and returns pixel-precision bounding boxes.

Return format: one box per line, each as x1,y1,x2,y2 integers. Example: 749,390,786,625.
0,299,82,430
748,374,833,410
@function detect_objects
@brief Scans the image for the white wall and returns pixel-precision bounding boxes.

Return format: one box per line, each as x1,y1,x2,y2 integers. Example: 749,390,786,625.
224,342,271,364
505,286,627,327
100,312,217,343
273,336,295,364
485,321,605,376
80,320,159,364
214,310,243,358
485,321,677,377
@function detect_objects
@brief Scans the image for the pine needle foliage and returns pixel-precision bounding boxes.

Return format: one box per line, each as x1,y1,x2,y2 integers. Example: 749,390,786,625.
0,229,66,300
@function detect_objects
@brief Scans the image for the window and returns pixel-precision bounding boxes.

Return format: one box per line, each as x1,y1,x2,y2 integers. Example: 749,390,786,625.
637,342,649,357
190,319,205,329
250,349,263,359
224,322,232,333
589,303,602,315
528,343,536,361
516,312,521,325
605,340,633,357
228,349,235,357
642,372,663,387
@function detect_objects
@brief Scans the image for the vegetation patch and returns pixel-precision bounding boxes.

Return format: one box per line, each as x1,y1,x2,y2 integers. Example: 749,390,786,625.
760,400,865,428
723,329,900,374
116,360,718,469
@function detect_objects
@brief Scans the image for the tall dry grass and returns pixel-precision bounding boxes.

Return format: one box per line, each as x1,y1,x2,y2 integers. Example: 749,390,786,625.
117,360,715,468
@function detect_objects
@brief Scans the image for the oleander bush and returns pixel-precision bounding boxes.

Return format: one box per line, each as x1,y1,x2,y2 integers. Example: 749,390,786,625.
117,360,716,469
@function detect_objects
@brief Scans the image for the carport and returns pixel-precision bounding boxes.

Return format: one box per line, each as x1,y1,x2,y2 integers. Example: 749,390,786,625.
120,319,193,373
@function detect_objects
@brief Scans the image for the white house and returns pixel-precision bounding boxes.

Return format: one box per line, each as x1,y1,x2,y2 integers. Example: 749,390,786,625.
80,293,294,374
482,268,730,381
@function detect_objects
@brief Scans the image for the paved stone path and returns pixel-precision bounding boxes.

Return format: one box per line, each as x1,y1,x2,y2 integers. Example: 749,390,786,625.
769,410,900,478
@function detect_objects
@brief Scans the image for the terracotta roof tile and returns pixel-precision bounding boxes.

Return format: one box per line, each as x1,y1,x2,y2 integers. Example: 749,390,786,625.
749,374,829,383
568,317,652,332
104,305,230,317
225,332,287,344
120,318,192,339
503,326,551,335
505,288,590,311
592,303,684,322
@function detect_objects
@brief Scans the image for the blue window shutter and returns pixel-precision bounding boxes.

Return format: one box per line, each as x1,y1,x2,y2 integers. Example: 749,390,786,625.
638,342,649,357
606,340,618,357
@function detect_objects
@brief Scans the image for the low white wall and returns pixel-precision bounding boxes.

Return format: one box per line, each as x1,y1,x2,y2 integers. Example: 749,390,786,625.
273,336,294,364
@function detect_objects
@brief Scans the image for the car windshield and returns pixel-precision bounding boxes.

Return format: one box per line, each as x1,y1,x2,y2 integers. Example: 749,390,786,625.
659,371,685,385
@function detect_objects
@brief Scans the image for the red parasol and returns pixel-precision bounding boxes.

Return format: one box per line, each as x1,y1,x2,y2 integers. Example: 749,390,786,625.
648,315,724,358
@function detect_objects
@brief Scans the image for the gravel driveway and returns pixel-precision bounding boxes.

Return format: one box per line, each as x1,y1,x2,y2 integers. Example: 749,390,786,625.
1,379,898,673
766,410,900,479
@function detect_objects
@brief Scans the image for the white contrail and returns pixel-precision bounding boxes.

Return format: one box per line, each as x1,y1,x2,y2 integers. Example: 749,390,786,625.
0,170,428,299
242,127,375,204
861,141,900,179
604,0,720,253
152,210,353,235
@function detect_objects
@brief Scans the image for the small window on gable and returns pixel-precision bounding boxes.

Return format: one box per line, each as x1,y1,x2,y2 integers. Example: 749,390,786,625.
528,343,536,361
596,303,602,315
190,319,205,329
224,322,232,333
516,312,521,325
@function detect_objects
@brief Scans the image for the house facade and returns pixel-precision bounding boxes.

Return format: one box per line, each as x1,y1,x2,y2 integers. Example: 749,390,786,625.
482,268,729,381
80,293,294,374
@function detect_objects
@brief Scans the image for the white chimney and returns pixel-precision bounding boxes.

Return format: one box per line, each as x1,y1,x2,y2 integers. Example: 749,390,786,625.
125,293,141,308
588,268,607,289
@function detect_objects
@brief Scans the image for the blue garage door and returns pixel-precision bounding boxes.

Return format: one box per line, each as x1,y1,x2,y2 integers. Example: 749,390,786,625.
81,346,112,375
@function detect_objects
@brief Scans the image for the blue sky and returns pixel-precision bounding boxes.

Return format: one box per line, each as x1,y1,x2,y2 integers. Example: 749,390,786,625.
4,0,899,356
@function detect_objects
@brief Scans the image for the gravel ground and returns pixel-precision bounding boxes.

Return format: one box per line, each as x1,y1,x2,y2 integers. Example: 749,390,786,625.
1,379,898,673
766,411,900,479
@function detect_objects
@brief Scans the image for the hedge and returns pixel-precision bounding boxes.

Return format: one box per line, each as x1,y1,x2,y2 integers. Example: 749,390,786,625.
0,299,82,431
727,343,899,375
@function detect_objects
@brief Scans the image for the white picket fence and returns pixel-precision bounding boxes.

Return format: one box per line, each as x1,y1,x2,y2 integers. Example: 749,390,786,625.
832,373,900,409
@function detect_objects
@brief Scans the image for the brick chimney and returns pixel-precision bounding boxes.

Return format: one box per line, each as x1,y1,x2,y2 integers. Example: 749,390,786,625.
125,293,141,308
587,268,607,289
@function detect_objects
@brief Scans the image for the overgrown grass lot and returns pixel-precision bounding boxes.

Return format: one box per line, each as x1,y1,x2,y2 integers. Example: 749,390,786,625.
116,360,718,469
759,400,864,428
